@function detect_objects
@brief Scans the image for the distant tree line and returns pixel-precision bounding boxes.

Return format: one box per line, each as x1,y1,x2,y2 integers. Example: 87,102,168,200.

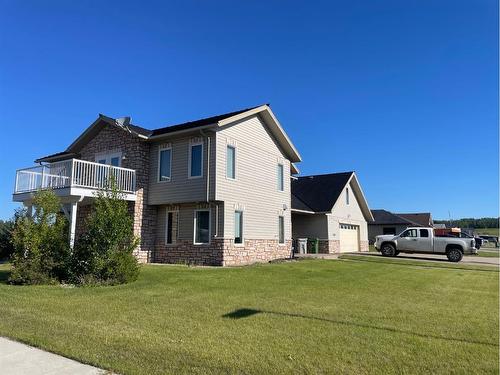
434,217,499,229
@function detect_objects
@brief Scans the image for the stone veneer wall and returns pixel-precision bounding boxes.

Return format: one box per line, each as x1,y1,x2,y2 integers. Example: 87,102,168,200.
360,241,369,252
318,240,340,254
154,239,293,266
78,124,156,262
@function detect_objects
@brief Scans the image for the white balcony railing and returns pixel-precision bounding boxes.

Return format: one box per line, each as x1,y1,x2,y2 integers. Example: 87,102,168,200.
14,159,136,195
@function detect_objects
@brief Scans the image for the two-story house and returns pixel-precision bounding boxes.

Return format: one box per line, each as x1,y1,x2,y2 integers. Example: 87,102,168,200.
13,105,302,266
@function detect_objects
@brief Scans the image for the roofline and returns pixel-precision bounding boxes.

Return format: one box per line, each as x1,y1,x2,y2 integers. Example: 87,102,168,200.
217,105,302,163
146,123,217,140
291,208,317,214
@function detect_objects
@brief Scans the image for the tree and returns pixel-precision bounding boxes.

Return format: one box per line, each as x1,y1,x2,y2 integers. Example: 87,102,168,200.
9,190,70,285
71,183,140,285
0,219,14,260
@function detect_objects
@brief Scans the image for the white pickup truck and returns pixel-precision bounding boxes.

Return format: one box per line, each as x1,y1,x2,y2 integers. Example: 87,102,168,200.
374,227,477,262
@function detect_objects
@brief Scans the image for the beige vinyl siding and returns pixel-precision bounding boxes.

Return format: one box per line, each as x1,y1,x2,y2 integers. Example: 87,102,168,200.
328,180,368,242
148,133,216,205
215,115,292,240
156,202,223,242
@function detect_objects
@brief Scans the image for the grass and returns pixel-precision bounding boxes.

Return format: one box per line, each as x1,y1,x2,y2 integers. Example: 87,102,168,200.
476,228,499,236
477,250,500,258
0,259,498,374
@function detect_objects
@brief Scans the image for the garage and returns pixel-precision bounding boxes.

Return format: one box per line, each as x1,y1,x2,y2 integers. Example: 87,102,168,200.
339,223,360,252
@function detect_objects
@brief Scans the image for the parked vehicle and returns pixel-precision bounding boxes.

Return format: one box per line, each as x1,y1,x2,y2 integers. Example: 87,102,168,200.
374,227,477,262
436,231,483,250
479,235,499,247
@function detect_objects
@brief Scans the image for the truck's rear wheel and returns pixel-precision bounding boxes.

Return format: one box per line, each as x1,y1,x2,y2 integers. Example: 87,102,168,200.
381,243,396,257
446,248,463,262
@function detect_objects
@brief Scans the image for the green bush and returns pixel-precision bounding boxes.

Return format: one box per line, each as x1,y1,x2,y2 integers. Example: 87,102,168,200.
0,219,14,260
71,185,140,285
9,190,70,285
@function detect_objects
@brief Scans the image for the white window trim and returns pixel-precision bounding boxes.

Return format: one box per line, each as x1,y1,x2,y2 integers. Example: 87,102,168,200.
157,146,172,183
278,215,285,244
234,210,244,246
226,145,237,181
165,210,176,245
193,209,210,245
95,151,122,166
188,142,204,179
277,163,285,192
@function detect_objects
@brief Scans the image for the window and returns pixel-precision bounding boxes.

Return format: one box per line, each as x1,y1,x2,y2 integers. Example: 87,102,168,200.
226,145,236,179
194,210,210,244
158,147,172,182
110,156,120,167
234,211,243,244
401,229,418,238
346,188,350,205
165,211,175,244
277,163,284,191
419,229,429,238
95,152,121,166
278,215,285,244
189,143,203,178
383,227,396,235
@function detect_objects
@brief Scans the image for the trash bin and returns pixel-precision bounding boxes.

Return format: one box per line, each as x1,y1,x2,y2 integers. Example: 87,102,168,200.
297,238,308,254
308,238,319,254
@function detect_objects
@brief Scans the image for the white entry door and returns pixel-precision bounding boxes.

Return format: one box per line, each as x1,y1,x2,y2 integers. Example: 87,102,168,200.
339,224,360,252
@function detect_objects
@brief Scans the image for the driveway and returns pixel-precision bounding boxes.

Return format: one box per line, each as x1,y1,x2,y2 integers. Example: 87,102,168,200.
0,337,104,375
344,252,499,267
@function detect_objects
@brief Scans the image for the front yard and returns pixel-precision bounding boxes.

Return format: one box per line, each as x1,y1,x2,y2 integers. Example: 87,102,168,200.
0,258,498,374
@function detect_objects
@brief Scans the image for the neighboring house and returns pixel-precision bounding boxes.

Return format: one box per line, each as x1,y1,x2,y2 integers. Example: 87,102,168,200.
291,172,373,253
12,105,302,266
433,223,447,229
396,213,433,227
368,210,433,243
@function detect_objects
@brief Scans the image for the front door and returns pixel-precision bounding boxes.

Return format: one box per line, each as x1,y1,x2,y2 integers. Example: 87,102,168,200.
96,152,121,167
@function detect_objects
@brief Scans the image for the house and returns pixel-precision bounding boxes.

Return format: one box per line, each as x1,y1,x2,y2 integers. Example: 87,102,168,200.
13,105,302,266
291,172,373,253
368,210,433,243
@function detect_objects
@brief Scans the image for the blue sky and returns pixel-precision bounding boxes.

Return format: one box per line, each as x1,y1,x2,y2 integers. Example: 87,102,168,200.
0,0,498,220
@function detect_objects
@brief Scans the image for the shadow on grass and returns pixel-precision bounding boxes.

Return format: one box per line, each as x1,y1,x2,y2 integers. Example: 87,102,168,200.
0,269,10,284
222,308,498,347
340,255,499,272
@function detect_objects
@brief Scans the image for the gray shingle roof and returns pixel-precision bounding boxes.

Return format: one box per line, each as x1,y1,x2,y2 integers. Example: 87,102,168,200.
291,172,353,213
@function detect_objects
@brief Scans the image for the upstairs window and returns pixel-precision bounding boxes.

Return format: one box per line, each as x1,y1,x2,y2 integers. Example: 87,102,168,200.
227,145,236,179
189,143,203,178
346,188,350,205
277,163,284,191
158,147,172,182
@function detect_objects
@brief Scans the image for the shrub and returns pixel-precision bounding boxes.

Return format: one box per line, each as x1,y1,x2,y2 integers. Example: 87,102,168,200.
9,190,70,285
71,184,139,285
0,220,14,260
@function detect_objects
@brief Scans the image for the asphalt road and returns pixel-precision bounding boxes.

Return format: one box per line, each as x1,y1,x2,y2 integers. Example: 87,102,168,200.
349,252,499,267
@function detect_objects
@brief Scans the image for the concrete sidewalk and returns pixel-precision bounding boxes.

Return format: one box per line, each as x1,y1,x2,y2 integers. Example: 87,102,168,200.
0,337,105,375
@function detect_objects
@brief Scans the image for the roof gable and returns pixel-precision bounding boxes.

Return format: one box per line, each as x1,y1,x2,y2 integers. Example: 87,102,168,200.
396,213,432,227
291,172,373,221
35,105,301,164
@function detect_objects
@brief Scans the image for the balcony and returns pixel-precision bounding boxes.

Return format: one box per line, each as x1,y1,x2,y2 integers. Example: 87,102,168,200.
13,159,137,203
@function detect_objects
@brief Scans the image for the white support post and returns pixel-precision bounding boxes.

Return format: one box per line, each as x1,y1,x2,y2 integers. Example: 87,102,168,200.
26,203,33,217
69,202,78,249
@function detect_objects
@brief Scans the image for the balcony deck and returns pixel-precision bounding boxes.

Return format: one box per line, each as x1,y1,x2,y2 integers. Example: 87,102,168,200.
13,159,137,203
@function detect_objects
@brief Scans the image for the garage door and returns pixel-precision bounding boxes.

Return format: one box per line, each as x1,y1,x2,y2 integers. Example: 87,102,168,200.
339,224,359,252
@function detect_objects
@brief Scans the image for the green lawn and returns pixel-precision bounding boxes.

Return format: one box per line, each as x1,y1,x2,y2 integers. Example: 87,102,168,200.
477,250,500,258
476,228,499,236
0,259,498,374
